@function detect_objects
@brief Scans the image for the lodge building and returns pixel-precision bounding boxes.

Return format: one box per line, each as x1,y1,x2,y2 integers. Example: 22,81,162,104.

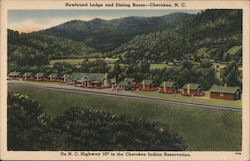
181,83,204,96
210,85,241,100
118,78,136,90
8,72,21,80
35,73,47,81
48,73,58,81
22,72,33,80
138,79,156,91
66,72,110,88
159,81,178,94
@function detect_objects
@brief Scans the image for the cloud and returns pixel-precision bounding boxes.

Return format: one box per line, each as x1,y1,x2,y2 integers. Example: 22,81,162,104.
8,15,122,33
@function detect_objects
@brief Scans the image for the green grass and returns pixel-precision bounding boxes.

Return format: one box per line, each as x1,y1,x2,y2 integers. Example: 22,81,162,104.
226,46,242,55
49,59,87,65
134,91,241,107
150,64,173,70
49,58,118,66
50,59,174,70
8,85,242,151
195,47,208,57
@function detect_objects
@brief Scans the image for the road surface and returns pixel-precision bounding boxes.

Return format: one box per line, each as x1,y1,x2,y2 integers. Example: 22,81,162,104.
8,81,242,112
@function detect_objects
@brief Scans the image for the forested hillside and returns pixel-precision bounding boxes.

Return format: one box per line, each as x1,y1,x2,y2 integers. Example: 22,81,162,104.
8,10,242,64
39,13,193,52
8,9,242,87
8,29,97,71
113,9,242,63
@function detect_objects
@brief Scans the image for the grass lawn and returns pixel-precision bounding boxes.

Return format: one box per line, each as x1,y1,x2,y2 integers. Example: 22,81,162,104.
150,64,172,70
195,47,208,57
50,59,175,71
133,91,241,107
226,46,242,55
49,58,118,66
49,59,87,65
8,85,242,151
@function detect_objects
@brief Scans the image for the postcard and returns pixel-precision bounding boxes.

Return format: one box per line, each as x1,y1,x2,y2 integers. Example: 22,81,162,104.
0,0,249,160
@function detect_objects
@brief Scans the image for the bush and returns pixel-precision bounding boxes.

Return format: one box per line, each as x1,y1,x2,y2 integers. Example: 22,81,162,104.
7,93,52,150
8,93,187,151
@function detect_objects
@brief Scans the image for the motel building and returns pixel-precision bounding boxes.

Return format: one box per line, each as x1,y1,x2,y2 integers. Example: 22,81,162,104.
209,85,241,100
8,72,21,80
118,78,136,90
66,72,110,88
35,73,48,81
138,79,155,91
22,72,33,80
181,83,204,96
159,81,179,94
48,73,58,81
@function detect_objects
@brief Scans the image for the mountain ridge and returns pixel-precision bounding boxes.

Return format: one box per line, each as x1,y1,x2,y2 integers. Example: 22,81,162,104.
8,10,242,67
36,12,194,52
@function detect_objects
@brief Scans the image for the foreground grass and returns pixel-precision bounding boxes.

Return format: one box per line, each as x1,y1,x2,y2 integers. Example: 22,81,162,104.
133,91,242,107
8,85,242,151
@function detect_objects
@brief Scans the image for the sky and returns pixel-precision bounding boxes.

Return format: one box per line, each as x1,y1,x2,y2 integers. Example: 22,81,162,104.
8,10,200,33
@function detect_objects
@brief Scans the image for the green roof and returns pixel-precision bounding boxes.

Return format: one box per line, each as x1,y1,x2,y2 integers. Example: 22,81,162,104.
118,78,135,86
8,72,20,77
124,78,135,83
118,80,130,86
140,79,154,86
182,83,202,90
36,73,46,77
71,73,106,81
49,73,58,78
23,72,33,77
210,85,241,94
61,74,69,79
160,81,177,88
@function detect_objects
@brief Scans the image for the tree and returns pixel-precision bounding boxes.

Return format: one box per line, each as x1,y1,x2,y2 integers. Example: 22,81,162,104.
78,59,111,73
195,60,219,90
110,62,124,81
51,107,187,151
221,61,241,86
125,61,150,82
8,93,187,151
7,93,52,150
52,62,77,75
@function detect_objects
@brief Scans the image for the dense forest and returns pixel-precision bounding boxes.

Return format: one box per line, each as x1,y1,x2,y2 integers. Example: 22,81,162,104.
39,13,193,52
8,92,187,151
8,9,242,88
8,10,242,64
113,10,242,63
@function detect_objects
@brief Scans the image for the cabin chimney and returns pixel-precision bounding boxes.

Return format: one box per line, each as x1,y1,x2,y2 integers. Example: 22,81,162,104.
64,74,66,82
143,81,145,90
224,83,227,87
187,84,190,95
104,73,109,87
24,73,27,80
164,82,166,92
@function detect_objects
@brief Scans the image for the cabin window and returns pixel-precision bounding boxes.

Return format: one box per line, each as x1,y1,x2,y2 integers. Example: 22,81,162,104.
220,93,224,96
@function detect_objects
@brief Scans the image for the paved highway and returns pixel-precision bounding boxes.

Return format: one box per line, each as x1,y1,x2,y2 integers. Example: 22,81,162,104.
8,81,242,112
